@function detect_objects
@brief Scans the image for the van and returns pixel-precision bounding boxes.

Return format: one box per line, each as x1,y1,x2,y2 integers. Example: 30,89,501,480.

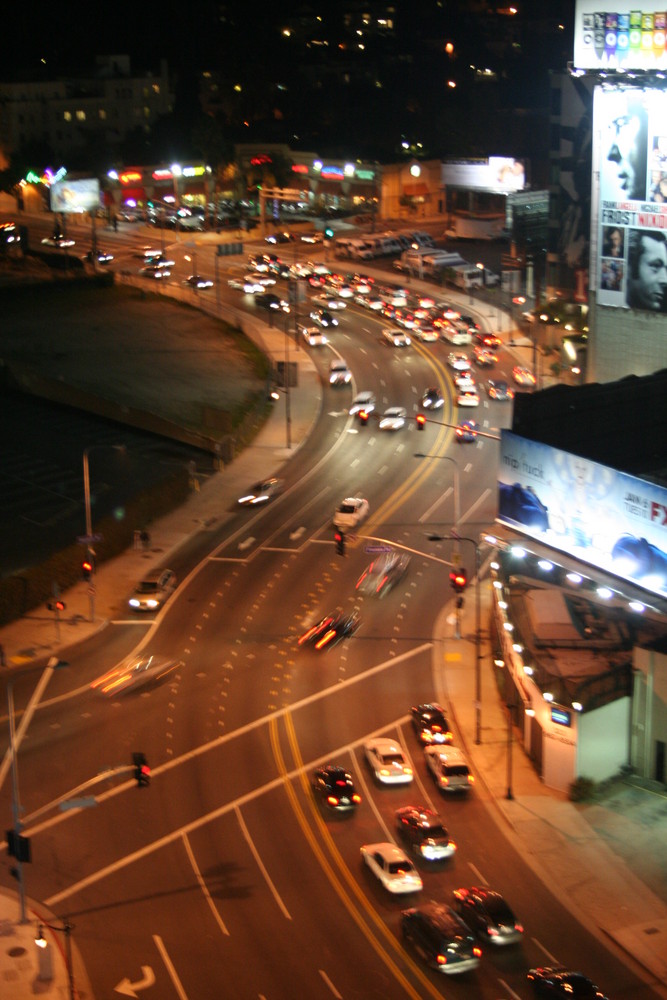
334,238,355,259
347,239,376,261
424,745,474,792
447,265,485,291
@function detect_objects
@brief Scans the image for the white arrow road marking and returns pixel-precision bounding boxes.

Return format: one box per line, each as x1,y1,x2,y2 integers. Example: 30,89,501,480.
238,536,255,550
290,526,306,540
114,965,155,996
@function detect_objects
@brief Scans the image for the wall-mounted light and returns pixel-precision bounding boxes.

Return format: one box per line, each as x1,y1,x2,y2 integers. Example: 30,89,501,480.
628,601,645,613
503,622,514,632
596,587,613,600
494,658,505,668
537,560,554,572
543,692,554,702
572,702,583,712
511,546,526,558
566,572,582,585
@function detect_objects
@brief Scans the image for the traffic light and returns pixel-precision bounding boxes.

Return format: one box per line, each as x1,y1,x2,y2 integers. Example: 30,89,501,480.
416,413,426,431
449,568,467,593
335,530,346,556
81,558,93,581
324,225,334,240
47,599,66,612
133,752,151,788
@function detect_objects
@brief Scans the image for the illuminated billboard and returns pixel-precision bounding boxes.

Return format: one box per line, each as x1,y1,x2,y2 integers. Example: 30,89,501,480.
441,158,526,193
575,2,667,71
594,86,667,311
498,430,667,599
50,178,100,214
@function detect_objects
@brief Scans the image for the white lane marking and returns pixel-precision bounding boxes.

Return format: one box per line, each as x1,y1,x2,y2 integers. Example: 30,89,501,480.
419,486,453,524
235,806,291,920
533,937,561,964
319,969,343,998
0,664,57,788
182,831,229,936
459,487,492,527
468,861,486,883
497,978,523,1000
153,935,189,1000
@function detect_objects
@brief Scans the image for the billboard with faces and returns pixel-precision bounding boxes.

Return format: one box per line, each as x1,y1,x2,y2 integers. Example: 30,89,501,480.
595,85,667,311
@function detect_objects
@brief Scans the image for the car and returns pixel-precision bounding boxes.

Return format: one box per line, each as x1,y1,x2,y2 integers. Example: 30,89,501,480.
499,482,550,530
301,326,328,347
421,387,444,410
300,231,324,244
85,249,114,264
413,325,439,342
237,477,283,506
333,496,369,529
378,406,407,430
411,704,453,745
527,967,609,998
265,231,296,244
298,610,360,649
486,379,515,401
139,264,171,279
244,272,276,286
447,352,471,372
312,294,346,311
91,653,180,696
361,843,423,894
256,292,289,312
396,806,457,861
383,327,411,347
458,313,481,332
457,388,480,407
512,365,537,386
184,274,213,289
474,332,502,348
41,235,76,248
424,745,474,792
310,308,339,328
454,371,476,389
228,277,265,294
456,419,478,442
472,346,497,367
453,887,523,946
401,902,482,974
312,765,361,811
349,391,376,417
356,550,411,596
329,359,351,385
364,737,413,785
128,568,177,610
248,252,280,271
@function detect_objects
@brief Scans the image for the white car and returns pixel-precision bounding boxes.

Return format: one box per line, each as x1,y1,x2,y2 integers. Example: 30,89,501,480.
448,352,471,372
312,294,347,311
237,477,283,506
364,737,413,785
383,328,411,347
333,497,369,530
329,360,351,385
413,326,439,343
301,326,328,347
349,391,376,416
424,745,474,792
457,388,480,407
378,406,407,430
360,843,423,894
454,371,476,390
228,277,264,294
245,272,276,286
129,568,177,610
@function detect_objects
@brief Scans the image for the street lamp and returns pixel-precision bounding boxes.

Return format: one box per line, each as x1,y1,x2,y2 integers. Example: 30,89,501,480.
426,530,482,744
82,444,125,622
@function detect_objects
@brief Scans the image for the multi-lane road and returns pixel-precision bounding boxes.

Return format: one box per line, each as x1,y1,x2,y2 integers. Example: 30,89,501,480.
0,218,659,999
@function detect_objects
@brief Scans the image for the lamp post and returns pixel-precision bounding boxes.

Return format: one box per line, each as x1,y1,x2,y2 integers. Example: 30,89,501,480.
82,444,125,622
35,919,75,1000
506,697,515,800
427,531,482,744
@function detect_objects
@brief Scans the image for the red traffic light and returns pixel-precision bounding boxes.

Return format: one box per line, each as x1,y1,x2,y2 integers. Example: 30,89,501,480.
416,413,426,431
449,568,467,593
334,530,346,556
82,559,94,581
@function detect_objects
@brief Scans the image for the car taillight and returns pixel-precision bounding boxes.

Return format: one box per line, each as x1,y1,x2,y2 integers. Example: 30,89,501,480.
326,796,339,807
315,629,335,649
448,840,457,851
468,774,475,784
487,927,499,937
473,947,482,958
515,923,524,933
442,776,449,785
352,794,362,803
436,954,448,966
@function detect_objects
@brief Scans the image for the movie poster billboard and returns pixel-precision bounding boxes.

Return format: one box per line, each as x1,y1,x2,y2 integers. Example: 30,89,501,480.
595,85,667,311
498,431,667,600
441,157,526,193
50,178,100,214
575,2,667,71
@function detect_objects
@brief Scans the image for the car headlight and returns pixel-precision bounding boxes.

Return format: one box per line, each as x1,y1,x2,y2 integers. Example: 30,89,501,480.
129,598,140,607
145,599,159,609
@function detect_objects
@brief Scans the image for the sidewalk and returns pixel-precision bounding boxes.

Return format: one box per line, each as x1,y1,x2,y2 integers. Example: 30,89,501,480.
1,276,666,998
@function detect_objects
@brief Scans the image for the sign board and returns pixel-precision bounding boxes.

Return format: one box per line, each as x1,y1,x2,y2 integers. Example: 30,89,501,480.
574,1,667,71
441,158,526,193
50,178,100,214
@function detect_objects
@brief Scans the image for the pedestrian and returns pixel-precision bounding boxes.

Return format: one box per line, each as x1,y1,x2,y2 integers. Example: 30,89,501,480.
140,529,150,550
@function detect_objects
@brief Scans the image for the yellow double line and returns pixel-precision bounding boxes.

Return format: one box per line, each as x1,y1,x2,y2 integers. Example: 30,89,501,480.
270,713,445,999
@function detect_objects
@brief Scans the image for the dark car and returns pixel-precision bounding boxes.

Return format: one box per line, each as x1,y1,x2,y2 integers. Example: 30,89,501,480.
298,610,360,650
487,379,514,401
312,765,361,812
356,550,411,597
401,901,482,974
455,419,478,443
452,886,523,945
256,292,288,312
421,387,444,410
474,331,501,348
527,967,608,998
411,703,453,745
310,308,339,328
396,806,457,861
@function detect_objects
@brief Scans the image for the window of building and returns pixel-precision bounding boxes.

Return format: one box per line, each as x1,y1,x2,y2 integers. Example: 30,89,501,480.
76,110,86,121
63,111,72,122
99,109,106,120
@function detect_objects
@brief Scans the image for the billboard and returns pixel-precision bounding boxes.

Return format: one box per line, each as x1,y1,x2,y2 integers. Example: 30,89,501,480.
498,430,667,599
594,85,667,311
50,178,100,214
441,158,526,193
575,2,667,71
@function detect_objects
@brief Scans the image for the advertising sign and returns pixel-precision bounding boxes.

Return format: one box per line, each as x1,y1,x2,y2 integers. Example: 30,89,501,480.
498,430,667,599
575,2,667,71
50,178,100,214
594,85,667,310
441,158,526,193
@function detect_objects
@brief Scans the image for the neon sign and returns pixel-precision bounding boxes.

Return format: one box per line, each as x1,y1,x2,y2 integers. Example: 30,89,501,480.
321,165,344,180
292,164,309,174
120,171,142,184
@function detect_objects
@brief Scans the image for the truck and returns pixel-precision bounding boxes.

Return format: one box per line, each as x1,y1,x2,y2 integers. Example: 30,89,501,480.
400,248,466,275
444,215,505,241
444,263,501,290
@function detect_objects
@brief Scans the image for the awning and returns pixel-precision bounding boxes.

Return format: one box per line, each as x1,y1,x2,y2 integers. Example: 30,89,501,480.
402,183,430,198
